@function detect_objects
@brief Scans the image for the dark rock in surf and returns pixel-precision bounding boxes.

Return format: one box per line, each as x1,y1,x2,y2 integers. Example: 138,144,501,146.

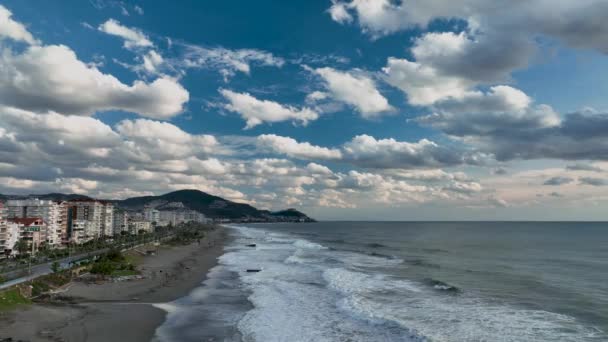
425,279,461,294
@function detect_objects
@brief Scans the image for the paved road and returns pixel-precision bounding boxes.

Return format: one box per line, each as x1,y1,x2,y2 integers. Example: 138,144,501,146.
0,249,108,290
0,235,174,290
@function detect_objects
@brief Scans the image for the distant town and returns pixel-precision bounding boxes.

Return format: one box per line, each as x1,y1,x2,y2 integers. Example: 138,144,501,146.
0,191,313,258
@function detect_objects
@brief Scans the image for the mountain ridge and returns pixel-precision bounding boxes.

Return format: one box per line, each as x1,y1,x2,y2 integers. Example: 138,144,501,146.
0,189,315,222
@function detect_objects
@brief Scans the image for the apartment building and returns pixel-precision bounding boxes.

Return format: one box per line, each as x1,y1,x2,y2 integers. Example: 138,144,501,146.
112,209,129,235
143,206,160,223
66,199,114,240
157,209,208,226
70,219,96,244
0,203,12,258
8,217,45,255
5,199,66,247
129,220,153,234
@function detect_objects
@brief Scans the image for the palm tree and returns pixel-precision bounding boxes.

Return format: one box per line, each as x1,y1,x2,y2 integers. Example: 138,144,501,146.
13,239,30,257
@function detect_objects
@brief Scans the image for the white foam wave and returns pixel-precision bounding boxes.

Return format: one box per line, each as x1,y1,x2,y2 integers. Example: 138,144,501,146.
340,293,606,342
153,303,179,314
324,268,422,295
293,239,327,250
215,225,607,342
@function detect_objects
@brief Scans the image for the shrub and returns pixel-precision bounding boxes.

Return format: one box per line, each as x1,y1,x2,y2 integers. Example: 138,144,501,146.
105,248,125,262
51,261,61,273
31,280,50,297
90,261,115,275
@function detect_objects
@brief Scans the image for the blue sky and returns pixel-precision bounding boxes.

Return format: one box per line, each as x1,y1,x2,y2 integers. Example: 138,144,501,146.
1,0,608,220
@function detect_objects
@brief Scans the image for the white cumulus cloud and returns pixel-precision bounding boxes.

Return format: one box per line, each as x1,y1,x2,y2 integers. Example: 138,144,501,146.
311,67,393,118
220,89,319,129
98,18,152,49
0,5,38,45
257,134,342,160
0,45,189,119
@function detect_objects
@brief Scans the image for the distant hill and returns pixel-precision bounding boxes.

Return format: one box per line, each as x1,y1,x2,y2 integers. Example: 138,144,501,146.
0,193,93,201
116,189,315,221
271,208,311,218
117,189,261,219
0,189,315,222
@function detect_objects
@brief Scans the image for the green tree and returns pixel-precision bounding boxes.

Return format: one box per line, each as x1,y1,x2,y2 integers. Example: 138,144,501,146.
51,261,61,273
13,239,30,256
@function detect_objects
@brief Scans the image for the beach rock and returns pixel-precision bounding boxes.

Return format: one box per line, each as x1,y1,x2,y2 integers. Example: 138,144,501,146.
426,279,461,294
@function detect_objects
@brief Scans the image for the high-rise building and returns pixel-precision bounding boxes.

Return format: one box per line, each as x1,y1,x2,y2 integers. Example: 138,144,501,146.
0,203,10,258
7,217,45,255
66,199,115,242
129,220,153,234
112,209,130,235
101,202,114,237
143,206,160,223
157,209,208,226
70,219,96,244
6,199,66,248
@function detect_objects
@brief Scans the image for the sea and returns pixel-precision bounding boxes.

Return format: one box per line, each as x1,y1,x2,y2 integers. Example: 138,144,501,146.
153,222,608,342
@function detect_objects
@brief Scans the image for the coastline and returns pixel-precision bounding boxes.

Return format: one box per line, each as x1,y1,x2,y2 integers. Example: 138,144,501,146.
0,226,228,342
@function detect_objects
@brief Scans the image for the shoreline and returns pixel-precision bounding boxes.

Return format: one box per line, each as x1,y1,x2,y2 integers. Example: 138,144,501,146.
0,226,228,342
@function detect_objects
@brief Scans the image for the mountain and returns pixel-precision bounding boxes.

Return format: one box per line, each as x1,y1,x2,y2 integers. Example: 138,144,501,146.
0,189,315,222
271,208,311,219
33,193,94,201
0,193,92,201
117,189,315,222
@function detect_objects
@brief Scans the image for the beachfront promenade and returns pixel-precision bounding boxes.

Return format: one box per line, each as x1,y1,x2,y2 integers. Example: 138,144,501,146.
0,229,181,290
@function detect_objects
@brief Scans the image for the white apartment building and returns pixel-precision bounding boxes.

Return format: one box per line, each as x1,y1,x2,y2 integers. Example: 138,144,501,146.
67,199,103,239
112,209,129,235
129,220,153,234
67,199,114,241
157,209,208,226
0,202,6,251
8,217,45,255
1,221,20,257
70,219,96,244
143,207,160,223
5,199,66,247
101,202,114,237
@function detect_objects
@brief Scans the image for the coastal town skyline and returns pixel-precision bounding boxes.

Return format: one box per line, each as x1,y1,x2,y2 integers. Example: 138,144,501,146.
2,1,608,220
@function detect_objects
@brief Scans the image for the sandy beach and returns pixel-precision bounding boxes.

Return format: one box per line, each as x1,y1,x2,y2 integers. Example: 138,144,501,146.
0,227,227,342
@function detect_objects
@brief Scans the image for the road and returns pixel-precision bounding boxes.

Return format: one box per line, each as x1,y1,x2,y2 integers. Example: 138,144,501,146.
0,234,174,291
0,249,109,290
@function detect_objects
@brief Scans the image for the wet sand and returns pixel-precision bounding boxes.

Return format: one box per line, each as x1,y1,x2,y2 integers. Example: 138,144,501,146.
0,227,227,342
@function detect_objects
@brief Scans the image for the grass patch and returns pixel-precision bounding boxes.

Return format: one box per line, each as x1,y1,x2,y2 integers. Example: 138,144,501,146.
0,288,31,311
90,249,137,276
124,253,143,266
31,280,51,297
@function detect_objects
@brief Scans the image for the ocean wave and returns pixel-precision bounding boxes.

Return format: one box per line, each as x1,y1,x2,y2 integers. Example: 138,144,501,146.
329,250,404,268
324,268,422,295
423,278,461,294
293,239,327,250
366,242,387,248
404,258,441,269
218,224,608,342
